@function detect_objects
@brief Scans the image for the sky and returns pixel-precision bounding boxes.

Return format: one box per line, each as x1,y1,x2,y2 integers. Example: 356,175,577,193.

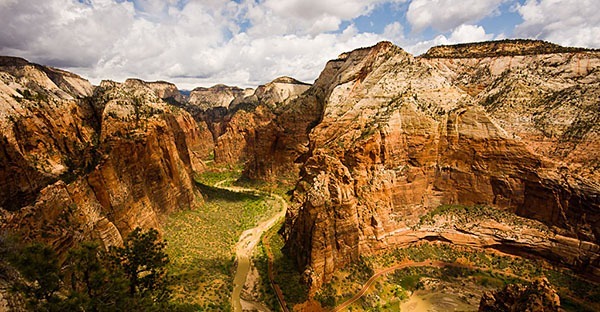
1,0,599,89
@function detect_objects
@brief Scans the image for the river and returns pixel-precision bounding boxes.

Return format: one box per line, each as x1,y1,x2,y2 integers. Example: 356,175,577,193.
217,182,286,312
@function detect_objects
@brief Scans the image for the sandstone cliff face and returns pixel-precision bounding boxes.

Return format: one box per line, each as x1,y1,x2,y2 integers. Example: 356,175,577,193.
180,76,312,176
213,77,312,170
0,59,206,253
0,56,97,211
284,41,600,290
188,84,247,110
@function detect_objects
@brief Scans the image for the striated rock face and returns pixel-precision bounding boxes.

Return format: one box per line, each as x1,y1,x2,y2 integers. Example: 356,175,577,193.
283,41,600,290
181,76,312,172
479,278,560,312
188,84,247,110
0,56,97,211
0,59,206,254
214,77,312,168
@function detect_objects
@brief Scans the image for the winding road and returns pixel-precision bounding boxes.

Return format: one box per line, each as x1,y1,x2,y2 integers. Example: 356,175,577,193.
216,180,287,312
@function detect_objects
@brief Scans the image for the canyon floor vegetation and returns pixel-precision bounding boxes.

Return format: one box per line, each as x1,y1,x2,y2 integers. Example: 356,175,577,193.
164,167,281,310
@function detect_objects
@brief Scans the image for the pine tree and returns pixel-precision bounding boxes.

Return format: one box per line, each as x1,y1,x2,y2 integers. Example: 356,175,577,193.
64,242,129,311
10,243,61,310
109,227,170,303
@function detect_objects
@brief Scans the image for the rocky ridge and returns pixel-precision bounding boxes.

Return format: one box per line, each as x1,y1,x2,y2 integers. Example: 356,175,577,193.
0,59,209,253
423,39,596,58
280,41,600,291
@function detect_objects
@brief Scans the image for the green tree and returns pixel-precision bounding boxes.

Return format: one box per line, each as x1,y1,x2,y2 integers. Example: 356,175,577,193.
109,227,170,303
10,243,61,310
5,228,174,311
64,242,129,311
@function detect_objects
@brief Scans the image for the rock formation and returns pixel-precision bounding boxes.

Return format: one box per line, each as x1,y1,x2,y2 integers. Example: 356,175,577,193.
188,84,248,110
181,76,312,176
1,40,598,304
281,41,600,290
0,58,208,253
214,77,311,170
479,278,560,312
423,39,592,58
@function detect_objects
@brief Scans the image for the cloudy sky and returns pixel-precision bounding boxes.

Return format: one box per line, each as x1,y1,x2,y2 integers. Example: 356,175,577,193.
1,0,599,89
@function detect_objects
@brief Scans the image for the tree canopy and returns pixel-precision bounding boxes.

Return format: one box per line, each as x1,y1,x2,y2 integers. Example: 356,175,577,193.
2,227,185,312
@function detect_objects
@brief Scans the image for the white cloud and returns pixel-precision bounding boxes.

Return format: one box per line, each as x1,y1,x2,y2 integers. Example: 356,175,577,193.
0,0,136,67
448,24,494,43
406,24,494,55
0,0,399,89
242,0,393,36
13,0,593,91
0,0,242,87
514,0,600,48
383,22,405,42
165,27,387,88
407,0,504,32
263,0,376,21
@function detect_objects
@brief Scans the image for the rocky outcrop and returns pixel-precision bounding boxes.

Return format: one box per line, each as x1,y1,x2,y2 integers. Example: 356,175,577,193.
251,76,311,109
389,205,599,278
479,278,560,312
180,76,312,173
0,60,207,254
146,80,186,104
283,41,600,290
188,84,248,110
423,39,595,58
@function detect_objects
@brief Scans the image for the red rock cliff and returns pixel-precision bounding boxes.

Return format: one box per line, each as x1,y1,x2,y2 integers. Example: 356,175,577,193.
283,41,600,290
0,60,207,253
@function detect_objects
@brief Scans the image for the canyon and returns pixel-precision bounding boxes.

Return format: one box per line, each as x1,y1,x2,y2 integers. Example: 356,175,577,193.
282,40,600,292
0,39,598,310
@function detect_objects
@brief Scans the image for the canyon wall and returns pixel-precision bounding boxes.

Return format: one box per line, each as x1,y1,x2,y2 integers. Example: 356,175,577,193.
282,41,600,290
1,40,598,296
183,77,312,180
0,58,209,253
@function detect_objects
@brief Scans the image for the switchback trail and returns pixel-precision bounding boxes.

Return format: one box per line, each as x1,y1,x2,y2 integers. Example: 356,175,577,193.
215,180,287,312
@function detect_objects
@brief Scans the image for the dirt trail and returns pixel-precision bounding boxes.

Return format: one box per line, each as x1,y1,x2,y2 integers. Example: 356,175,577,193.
217,181,286,312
